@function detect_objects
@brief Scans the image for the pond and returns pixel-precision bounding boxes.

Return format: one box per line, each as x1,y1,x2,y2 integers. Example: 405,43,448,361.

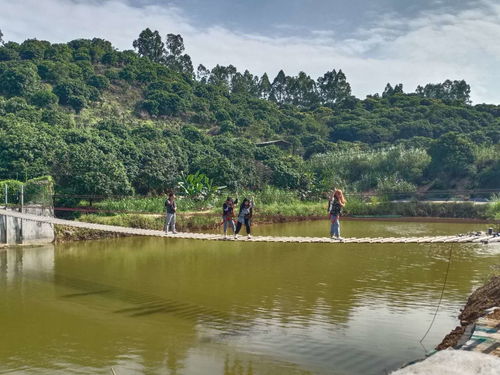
1,220,499,375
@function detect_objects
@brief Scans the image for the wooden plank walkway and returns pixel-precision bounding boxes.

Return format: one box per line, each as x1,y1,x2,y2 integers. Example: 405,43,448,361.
1,209,498,244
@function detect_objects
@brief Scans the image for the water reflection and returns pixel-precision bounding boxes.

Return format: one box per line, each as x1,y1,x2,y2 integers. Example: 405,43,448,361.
0,221,499,375
0,244,54,284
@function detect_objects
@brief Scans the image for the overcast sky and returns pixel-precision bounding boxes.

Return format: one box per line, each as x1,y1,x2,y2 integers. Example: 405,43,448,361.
1,0,500,104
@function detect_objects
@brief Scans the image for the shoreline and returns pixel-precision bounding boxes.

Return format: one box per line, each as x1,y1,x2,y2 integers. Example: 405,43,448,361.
395,277,500,373
437,276,500,351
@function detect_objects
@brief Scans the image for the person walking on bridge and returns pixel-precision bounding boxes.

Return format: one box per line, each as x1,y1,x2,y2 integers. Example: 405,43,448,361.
328,189,346,241
164,192,177,234
234,198,254,239
222,197,238,238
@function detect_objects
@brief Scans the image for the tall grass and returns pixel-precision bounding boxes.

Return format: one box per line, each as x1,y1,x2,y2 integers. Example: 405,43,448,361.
308,146,430,192
474,144,500,165
89,186,495,222
486,194,500,220
93,196,165,213
93,186,306,214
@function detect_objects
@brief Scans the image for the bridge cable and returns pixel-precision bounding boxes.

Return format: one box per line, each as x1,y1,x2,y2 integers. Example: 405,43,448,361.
419,244,454,343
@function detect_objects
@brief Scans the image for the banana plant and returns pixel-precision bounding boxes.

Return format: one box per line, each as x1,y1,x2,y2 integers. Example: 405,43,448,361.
177,172,226,200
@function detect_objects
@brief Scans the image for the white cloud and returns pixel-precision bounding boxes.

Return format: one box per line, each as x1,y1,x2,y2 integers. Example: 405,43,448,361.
1,0,500,103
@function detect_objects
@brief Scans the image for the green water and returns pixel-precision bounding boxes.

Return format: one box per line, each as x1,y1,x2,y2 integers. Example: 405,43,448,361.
1,220,499,375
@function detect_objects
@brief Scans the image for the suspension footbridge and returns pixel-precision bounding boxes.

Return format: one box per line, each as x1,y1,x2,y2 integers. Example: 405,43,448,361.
1,209,498,244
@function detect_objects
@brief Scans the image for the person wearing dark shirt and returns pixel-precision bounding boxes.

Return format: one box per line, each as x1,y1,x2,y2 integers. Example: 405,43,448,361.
222,197,238,238
328,189,346,241
234,198,254,239
164,193,177,234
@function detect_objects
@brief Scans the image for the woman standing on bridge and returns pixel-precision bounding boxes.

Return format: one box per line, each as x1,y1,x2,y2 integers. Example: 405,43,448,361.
234,198,254,239
328,189,346,241
164,193,177,234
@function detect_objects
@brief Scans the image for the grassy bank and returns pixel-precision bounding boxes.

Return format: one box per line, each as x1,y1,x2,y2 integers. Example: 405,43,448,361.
87,187,500,218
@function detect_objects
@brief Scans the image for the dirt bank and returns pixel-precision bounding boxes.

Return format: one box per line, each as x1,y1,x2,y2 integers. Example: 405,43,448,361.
437,276,500,350
54,225,128,243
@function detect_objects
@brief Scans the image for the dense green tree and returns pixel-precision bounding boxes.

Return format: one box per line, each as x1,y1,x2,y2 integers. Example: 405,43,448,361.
270,70,287,103
429,132,476,178
0,116,59,180
383,83,404,97
53,142,133,196
132,28,164,63
288,71,318,107
209,64,237,90
0,62,40,96
164,33,193,75
231,70,259,96
258,73,272,99
87,74,110,89
53,79,93,110
317,69,351,105
30,89,58,108
477,161,500,188
19,39,50,60
196,64,210,83
416,80,471,104
0,46,19,61
132,143,180,193
0,31,496,198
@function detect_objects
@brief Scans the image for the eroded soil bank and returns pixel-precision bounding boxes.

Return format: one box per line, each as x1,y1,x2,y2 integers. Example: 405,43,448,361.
437,276,500,350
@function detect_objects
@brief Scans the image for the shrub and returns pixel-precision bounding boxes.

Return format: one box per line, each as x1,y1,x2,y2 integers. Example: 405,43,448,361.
30,89,58,108
143,91,185,116
0,63,40,97
376,176,416,199
0,47,19,61
87,74,110,89
68,95,86,112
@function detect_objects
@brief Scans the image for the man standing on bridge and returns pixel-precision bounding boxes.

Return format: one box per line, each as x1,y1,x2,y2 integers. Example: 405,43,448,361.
164,193,177,234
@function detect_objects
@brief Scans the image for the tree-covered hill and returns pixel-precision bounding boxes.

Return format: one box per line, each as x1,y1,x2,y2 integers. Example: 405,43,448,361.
0,29,498,196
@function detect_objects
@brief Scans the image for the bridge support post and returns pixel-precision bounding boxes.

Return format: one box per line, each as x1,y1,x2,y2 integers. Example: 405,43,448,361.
0,214,5,244
2,185,6,244
19,185,23,243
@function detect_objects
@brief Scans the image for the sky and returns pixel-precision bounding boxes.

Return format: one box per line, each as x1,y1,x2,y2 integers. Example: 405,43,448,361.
1,0,500,104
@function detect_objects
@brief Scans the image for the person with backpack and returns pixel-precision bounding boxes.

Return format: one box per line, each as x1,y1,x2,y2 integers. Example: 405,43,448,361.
328,189,346,241
222,197,238,238
234,198,254,239
164,192,177,234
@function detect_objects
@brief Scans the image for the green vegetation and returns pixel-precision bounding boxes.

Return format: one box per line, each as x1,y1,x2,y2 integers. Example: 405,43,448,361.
78,199,496,233
0,175,53,205
486,195,500,220
0,29,498,202
77,186,498,232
